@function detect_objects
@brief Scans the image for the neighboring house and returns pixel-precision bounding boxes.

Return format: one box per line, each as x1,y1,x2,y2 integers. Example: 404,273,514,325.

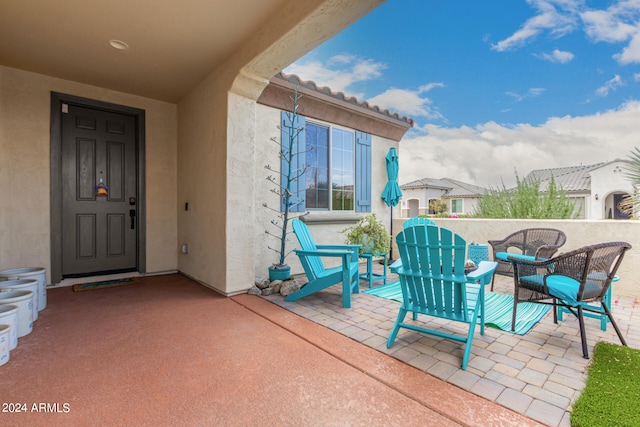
0,1,391,296
525,159,635,220
255,73,413,273
399,178,488,217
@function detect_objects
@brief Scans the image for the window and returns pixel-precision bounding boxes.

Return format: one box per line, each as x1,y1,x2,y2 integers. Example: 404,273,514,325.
305,123,330,209
451,199,463,214
329,127,355,210
281,112,371,213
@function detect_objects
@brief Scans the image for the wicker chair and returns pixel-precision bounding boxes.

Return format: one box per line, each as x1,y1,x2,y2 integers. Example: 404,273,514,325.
509,241,631,358
488,228,567,290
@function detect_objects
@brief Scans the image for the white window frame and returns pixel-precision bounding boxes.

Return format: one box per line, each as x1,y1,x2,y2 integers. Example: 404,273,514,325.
305,119,356,212
451,198,463,214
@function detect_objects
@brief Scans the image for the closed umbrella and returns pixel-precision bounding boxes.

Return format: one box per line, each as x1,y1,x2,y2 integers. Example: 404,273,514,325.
381,147,402,261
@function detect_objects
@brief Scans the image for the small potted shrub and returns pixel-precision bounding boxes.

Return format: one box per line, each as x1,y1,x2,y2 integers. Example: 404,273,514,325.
341,214,390,256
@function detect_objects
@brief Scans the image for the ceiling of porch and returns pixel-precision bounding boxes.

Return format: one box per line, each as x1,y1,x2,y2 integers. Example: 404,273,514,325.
0,0,290,103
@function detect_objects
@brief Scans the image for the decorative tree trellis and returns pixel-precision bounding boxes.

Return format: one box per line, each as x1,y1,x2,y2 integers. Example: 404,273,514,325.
263,86,309,273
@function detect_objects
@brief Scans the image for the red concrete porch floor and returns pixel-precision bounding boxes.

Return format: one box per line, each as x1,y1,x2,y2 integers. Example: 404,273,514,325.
0,273,541,426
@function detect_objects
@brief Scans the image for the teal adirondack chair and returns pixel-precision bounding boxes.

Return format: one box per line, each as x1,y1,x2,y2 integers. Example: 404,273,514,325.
387,224,498,370
389,217,437,271
286,219,361,308
403,217,435,227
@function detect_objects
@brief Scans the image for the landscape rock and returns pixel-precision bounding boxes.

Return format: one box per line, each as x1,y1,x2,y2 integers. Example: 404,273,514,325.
270,280,283,293
255,278,271,289
279,279,301,297
247,285,262,296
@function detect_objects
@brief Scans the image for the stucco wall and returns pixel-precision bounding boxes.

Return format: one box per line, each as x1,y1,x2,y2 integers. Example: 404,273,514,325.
253,102,400,278
590,161,634,219
446,197,479,215
176,71,228,291
0,66,178,282
400,188,481,217
175,0,386,296
391,217,640,298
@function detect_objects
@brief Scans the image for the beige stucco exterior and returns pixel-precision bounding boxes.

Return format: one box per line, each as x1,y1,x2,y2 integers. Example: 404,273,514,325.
0,65,178,279
391,218,640,298
589,160,635,219
0,0,386,295
252,102,401,277
400,182,483,217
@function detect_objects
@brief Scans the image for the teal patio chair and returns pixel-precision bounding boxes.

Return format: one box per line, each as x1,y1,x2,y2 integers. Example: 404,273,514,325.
285,219,361,308
387,224,497,370
509,241,631,358
488,228,566,290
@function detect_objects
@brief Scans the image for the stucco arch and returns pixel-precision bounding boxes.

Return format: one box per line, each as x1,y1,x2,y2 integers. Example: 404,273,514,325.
406,198,420,218
602,190,632,219
177,0,385,295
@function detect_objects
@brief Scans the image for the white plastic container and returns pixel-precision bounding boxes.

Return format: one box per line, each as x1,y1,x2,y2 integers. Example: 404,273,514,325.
0,305,19,350
0,324,10,366
0,267,47,311
0,291,34,337
0,279,39,321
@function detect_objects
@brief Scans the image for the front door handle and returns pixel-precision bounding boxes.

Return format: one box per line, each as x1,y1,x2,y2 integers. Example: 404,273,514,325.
129,209,136,229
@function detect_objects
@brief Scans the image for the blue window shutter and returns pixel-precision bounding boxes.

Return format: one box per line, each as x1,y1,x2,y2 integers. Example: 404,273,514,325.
281,111,306,212
355,131,372,212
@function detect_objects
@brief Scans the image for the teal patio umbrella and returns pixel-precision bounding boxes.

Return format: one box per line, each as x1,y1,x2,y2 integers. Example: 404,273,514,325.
381,147,402,261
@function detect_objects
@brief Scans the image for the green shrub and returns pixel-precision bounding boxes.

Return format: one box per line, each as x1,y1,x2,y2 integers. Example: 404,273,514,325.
341,214,390,255
476,173,579,219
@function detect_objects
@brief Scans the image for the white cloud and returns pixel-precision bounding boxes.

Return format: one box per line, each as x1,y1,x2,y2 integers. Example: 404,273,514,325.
284,55,386,97
418,83,445,93
505,87,546,102
327,54,355,65
367,85,445,119
580,2,640,64
494,1,640,64
595,74,625,96
492,0,579,51
615,30,640,64
286,54,447,121
537,48,575,63
399,101,640,188
581,9,636,43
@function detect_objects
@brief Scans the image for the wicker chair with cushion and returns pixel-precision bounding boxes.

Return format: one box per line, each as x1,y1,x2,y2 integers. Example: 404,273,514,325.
509,241,631,358
488,228,567,290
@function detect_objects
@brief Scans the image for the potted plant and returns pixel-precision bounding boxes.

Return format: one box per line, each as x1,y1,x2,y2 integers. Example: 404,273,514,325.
263,86,307,281
341,214,390,256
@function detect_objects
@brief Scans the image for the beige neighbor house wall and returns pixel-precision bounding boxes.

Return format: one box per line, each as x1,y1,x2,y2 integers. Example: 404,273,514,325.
0,65,178,283
445,196,480,216
390,217,640,298
590,160,635,219
252,103,401,277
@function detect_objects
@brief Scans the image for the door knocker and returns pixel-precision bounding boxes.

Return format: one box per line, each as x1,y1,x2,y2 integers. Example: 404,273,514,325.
96,178,108,197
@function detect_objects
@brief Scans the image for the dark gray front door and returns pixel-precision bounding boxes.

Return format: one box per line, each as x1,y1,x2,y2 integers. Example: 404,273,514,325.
61,105,138,276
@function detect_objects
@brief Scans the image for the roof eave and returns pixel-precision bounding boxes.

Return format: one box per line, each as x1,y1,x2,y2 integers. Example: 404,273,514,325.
257,73,413,141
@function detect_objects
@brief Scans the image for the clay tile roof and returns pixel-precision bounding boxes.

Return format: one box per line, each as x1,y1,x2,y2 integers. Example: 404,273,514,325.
275,72,414,128
401,177,488,197
524,159,631,193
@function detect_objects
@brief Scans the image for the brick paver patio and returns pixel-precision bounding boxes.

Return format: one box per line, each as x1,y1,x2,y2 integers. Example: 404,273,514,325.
263,261,640,427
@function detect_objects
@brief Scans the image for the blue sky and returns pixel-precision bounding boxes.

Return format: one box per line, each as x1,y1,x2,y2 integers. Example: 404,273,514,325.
286,0,640,187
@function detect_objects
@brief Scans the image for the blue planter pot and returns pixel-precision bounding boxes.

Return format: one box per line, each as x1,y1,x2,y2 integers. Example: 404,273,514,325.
268,265,291,281
468,244,489,265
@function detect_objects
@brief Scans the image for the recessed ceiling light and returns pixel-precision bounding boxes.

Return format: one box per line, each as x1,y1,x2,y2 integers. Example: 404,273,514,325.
109,40,129,50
